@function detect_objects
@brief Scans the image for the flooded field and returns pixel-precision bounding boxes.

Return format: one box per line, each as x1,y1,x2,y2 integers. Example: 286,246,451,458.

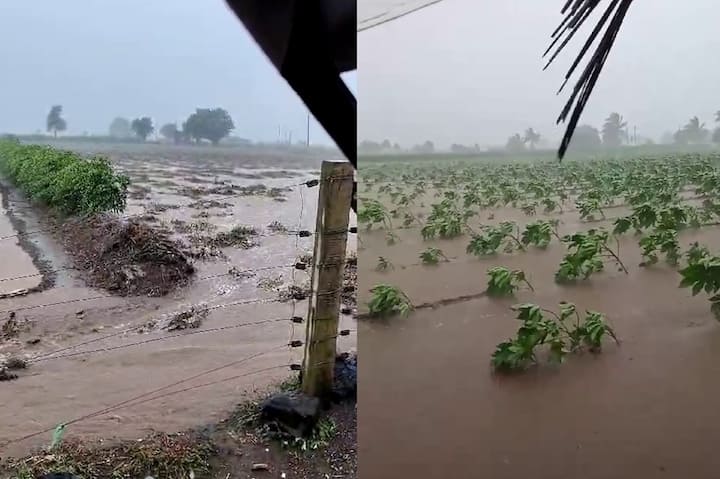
358,155,720,478
0,143,356,456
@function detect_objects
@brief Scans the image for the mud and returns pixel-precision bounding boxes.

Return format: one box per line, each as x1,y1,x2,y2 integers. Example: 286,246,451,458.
0,144,357,458
359,184,720,478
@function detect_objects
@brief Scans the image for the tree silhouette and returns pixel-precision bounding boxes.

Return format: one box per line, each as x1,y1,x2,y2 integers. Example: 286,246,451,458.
46,105,67,138
506,133,526,153
108,117,131,138
601,112,627,148
131,117,154,141
713,111,720,144
160,123,178,142
675,116,708,145
712,128,720,144
412,141,435,154
522,128,541,150
568,125,602,151
183,108,235,145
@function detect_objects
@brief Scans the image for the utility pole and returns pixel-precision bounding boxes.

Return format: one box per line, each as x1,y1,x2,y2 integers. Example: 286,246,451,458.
306,112,311,147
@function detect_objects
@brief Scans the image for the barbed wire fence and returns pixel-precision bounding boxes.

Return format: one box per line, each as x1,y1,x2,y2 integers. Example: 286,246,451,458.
0,162,356,451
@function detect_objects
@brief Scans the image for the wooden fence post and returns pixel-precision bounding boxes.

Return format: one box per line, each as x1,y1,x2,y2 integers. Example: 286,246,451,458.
302,160,353,398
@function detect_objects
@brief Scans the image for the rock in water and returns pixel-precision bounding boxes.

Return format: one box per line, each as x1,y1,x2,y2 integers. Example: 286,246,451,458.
260,392,320,437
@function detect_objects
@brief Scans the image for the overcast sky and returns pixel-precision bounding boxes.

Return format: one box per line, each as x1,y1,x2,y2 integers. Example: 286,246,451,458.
0,0,356,145
358,0,720,149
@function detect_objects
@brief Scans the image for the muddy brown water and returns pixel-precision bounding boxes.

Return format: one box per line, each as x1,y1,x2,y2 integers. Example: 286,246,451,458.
359,206,720,478
0,202,41,294
0,147,356,457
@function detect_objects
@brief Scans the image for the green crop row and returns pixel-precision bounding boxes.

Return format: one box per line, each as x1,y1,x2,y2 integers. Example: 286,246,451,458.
0,139,130,216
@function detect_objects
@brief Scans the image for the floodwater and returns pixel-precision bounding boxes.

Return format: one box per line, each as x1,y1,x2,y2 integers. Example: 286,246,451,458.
359,206,720,478
0,193,41,294
0,145,356,457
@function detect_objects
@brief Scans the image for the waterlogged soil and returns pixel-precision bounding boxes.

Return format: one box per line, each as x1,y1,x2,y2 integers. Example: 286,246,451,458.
0,144,356,458
359,189,720,479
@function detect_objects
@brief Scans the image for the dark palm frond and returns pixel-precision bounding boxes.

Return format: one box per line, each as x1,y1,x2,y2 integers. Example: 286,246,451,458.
544,0,634,160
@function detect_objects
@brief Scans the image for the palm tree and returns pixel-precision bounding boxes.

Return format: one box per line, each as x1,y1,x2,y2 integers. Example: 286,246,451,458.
601,112,627,148
683,116,709,144
523,128,541,150
544,0,635,159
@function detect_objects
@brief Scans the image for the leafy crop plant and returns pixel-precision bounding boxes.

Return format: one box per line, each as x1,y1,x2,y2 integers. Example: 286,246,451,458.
555,229,628,282
492,303,618,372
486,267,534,296
368,284,413,318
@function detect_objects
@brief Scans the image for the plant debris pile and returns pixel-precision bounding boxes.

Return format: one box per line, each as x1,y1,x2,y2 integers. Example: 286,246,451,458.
59,214,195,296
211,225,259,248
188,225,259,252
1,434,213,479
165,305,209,331
1,313,24,340
0,354,27,382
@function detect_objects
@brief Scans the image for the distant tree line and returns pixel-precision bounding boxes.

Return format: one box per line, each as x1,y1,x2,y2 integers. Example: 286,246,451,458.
361,109,720,156
42,105,236,146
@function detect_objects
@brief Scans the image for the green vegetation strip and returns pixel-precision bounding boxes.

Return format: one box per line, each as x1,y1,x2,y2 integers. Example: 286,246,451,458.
0,140,129,215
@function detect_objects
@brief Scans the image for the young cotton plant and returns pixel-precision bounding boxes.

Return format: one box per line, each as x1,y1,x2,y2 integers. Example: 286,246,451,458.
678,247,720,320
555,229,628,283
367,284,413,318
614,203,692,236
491,303,619,372
541,197,563,214
466,222,524,257
375,256,394,272
419,247,448,265
576,198,605,221
639,229,680,267
358,199,393,230
486,267,534,296
686,242,710,265
421,199,473,240
521,219,559,249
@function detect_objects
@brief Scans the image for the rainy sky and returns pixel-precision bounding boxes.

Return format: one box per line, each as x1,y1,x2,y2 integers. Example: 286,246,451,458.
0,0,356,146
359,0,720,149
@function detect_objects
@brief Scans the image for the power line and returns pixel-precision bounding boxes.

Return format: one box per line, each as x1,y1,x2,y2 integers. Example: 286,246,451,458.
0,262,297,296
0,344,290,449
30,317,297,364
357,0,446,32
